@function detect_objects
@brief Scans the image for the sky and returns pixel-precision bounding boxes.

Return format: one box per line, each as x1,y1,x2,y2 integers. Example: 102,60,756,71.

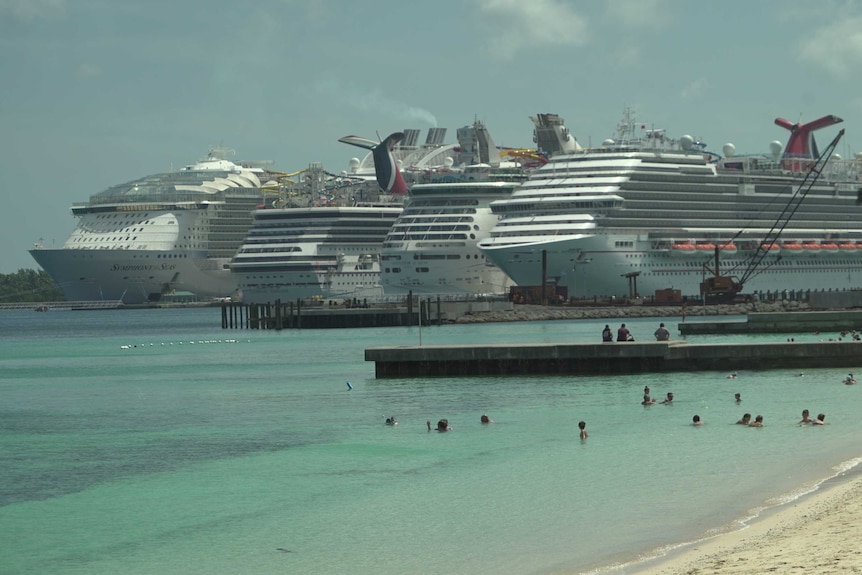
2,0,862,273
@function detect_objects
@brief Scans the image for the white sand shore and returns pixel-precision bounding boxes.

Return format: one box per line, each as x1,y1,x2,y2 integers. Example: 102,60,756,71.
626,475,862,574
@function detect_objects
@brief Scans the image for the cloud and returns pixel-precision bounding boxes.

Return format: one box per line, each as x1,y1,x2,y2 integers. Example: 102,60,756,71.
0,0,65,20
314,76,437,127
604,0,671,29
681,78,707,100
474,0,588,60
798,15,862,78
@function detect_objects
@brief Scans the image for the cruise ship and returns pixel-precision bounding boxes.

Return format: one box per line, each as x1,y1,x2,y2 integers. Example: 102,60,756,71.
230,137,405,303
29,148,279,304
379,115,578,295
478,110,862,299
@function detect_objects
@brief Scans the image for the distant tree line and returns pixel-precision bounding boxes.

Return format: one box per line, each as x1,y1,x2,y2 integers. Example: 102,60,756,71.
0,269,64,302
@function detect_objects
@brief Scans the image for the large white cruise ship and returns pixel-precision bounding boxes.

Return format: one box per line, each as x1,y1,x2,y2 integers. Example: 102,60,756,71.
230,141,405,303
379,115,578,295
30,148,278,304
479,110,862,300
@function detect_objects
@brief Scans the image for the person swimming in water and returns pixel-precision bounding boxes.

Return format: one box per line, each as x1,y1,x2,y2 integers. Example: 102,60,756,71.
692,414,703,426
749,414,764,427
480,414,493,424
427,419,452,432
799,409,812,424
578,420,588,439
736,413,751,425
385,416,398,426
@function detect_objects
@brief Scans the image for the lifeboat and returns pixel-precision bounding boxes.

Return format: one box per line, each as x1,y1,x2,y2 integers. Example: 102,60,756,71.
820,241,839,253
839,242,858,255
717,241,737,255
801,241,821,254
781,241,804,255
695,242,716,253
760,242,780,254
671,241,697,256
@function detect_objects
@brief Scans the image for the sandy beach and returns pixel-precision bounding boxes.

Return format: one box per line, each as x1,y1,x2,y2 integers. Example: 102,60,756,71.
627,473,862,575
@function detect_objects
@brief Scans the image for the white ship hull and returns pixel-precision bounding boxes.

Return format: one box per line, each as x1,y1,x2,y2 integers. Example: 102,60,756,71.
29,248,235,303
484,232,862,299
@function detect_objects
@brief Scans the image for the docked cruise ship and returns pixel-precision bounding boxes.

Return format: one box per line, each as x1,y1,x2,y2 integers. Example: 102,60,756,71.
29,148,279,304
379,115,578,295
478,110,862,299
230,139,405,303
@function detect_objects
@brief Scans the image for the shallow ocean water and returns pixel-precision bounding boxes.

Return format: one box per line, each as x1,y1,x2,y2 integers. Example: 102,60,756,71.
1,308,861,575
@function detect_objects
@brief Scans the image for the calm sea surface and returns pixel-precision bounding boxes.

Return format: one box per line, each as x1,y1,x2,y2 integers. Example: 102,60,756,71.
2,308,861,575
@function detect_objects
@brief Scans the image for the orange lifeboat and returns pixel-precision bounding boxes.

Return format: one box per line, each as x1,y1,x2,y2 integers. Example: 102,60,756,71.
781,241,803,255
839,242,858,255
718,241,737,255
696,242,716,252
801,241,821,254
820,241,839,253
760,242,780,254
671,241,697,256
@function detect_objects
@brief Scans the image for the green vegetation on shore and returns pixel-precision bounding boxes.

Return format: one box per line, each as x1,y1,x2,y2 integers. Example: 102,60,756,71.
0,269,64,302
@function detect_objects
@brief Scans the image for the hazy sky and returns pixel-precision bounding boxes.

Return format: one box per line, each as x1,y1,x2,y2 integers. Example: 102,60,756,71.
2,0,861,273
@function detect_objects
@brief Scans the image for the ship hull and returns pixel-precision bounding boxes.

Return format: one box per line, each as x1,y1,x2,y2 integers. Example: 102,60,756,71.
484,232,862,299
29,248,236,303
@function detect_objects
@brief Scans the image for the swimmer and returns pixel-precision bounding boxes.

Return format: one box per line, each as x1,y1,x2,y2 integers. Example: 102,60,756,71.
734,393,741,403
480,414,493,424
692,414,703,426
659,392,673,404
749,414,764,427
799,409,811,424
427,418,451,432
811,413,826,425
843,373,857,385
641,394,656,405
726,372,738,379
736,413,751,425
385,416,398,426
578,420,588,440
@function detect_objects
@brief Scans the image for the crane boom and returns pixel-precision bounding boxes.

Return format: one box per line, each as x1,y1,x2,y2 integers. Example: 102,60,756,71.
700,128,845,300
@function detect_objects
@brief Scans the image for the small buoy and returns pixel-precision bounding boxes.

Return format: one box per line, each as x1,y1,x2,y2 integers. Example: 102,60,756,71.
346,381,353,390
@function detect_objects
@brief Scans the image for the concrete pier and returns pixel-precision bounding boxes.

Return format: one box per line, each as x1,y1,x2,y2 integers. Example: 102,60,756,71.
679,310,862,335
365,341,862,378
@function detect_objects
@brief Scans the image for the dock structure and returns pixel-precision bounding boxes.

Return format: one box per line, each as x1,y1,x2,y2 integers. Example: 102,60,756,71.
365,341,862,378
220,297,440,330
679,310,862,335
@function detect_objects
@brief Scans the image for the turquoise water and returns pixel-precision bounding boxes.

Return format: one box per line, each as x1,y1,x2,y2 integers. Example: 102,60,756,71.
2,309,861,575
